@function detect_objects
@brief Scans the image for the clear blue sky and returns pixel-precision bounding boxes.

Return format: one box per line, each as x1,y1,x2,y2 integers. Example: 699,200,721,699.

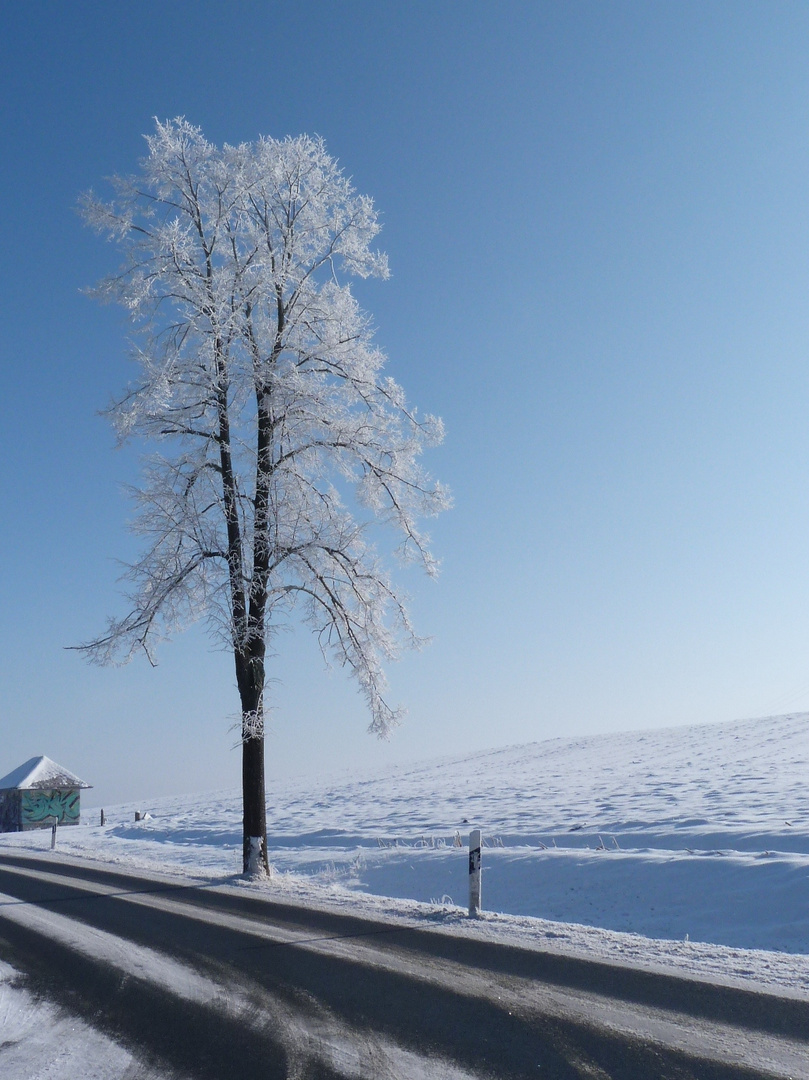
4,1,809,808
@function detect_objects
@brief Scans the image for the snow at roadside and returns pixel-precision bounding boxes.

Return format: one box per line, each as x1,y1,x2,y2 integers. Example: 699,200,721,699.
3,712,809,1077
2,712,809,1001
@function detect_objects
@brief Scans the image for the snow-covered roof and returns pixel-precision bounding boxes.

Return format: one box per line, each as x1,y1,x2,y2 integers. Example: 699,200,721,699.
0,756,91,792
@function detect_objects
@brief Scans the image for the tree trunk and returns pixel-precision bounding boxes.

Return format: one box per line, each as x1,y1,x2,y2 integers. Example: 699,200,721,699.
237,653,269,876
242,731,268,876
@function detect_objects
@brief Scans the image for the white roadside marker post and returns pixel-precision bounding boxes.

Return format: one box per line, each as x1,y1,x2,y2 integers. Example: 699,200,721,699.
468,828,482,917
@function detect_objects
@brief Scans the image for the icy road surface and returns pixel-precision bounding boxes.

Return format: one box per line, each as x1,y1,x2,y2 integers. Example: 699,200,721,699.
1,852,809,1079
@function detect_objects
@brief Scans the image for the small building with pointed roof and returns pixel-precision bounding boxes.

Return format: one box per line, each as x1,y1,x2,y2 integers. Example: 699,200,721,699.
0,756,92,833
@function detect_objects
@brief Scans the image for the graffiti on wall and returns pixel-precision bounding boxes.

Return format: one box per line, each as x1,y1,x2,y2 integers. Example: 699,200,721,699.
21,789,80,825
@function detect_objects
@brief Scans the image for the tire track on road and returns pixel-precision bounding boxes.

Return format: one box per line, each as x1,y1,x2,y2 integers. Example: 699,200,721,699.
0,852,806,1079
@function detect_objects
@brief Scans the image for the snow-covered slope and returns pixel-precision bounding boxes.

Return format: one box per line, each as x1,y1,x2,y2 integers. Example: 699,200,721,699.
3,713,808,957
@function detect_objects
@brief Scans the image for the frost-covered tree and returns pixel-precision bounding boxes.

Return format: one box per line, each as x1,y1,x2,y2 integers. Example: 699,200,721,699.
78,119,448,875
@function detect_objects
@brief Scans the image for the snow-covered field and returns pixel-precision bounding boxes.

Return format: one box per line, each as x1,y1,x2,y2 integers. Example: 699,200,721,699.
3,712,809,1077
3,712,809,993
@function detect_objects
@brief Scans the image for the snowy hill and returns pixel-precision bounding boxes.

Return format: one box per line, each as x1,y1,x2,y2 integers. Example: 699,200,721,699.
3,713,808,959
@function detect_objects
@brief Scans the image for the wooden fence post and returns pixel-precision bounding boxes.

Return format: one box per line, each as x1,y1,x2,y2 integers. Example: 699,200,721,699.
468,828,481,917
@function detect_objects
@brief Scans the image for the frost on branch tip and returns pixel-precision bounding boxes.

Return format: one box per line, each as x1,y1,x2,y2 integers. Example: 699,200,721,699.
76,117,448,748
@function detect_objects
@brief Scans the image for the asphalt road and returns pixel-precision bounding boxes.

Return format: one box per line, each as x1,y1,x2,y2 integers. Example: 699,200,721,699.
0,851,807,1079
